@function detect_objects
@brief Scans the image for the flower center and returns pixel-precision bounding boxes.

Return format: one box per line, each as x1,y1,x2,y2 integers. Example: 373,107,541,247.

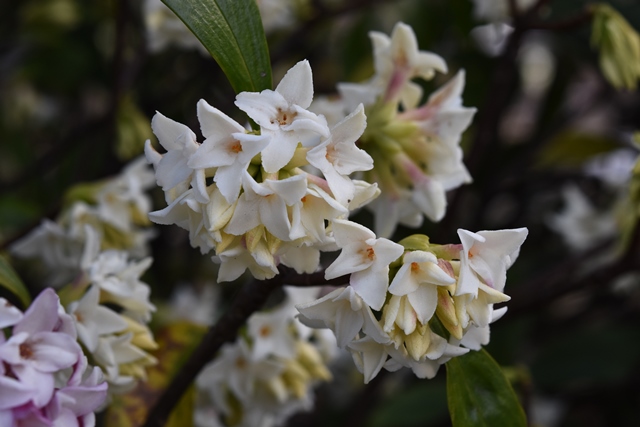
325,145,337,163
360,246,376,261
410,262,420,272
273,108,297,126
229,140,242,153
235,357,247,369
19,343,34,360
259,325,272,337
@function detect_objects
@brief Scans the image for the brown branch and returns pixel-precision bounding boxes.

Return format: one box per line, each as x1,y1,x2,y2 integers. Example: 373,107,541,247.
142,267,348,427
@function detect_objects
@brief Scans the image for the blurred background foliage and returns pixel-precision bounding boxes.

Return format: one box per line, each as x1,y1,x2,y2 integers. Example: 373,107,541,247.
2,0,640,426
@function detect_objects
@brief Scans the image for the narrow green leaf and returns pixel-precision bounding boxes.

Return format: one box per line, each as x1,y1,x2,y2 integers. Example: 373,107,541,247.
535,130,619,168
0,254,31,309
446,349,526,427
162,0,272,94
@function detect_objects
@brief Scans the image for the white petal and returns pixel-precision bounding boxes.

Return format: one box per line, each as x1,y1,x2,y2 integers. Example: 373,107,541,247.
151,112,196,151
197,99,245,138
350,267,389,311
275,60,314,109
407,285,438,324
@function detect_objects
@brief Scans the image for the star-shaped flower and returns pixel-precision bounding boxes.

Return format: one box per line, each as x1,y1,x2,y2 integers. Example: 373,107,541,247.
325,220,404,310
306,104,373,206
456,227,528,296
225,172,307,241
387,250,456,327
296,287,388,348
235,60,330,173
188,99,270,204
145,112,207,203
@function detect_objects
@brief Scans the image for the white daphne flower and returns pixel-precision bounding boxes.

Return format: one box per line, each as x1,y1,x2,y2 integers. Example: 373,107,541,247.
306,104,373,206
148,189,217,254
145,112,207,203
197,340,284,408
348,180,381,212
373,22,447,108
455,283,511,328
278,243,321,275
296,287,388,348
325,220,404,310
247,306,296,361
458,306,508,350
399,70,475,191
368,190,423,239
341,22,447,111
11,219,86,286
94,332,155,389
470,22,514,57
168,284,219,326
188,99,270,204
456,227,528,296
406,163,448,223
347,336,392,384
84,250,155,322
215,238,278,282
309,95,347,127
547,184,617,251
384,334,469,379
235,60,330,173
67,285,128,352
289,184,348,242
387,251,456,326
225,172,307,241
96,156,155,232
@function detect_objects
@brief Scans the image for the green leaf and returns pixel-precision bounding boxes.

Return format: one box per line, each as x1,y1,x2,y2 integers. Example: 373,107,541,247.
446,349,526,427
368,380,448,427
0,254,31,309
535,130,619,168
162,0,272,94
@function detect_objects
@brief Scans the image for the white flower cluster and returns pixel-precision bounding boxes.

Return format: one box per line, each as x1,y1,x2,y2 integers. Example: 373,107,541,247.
145,60,379,282
313,22,477,237
0,289,107,426
297,225,528,383
11,158,158,394
68,227,158,394
196,287,337,427
11,157,155,286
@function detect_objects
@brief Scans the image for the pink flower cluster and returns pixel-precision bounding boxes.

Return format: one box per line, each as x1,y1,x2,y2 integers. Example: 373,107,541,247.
0,289,107,427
